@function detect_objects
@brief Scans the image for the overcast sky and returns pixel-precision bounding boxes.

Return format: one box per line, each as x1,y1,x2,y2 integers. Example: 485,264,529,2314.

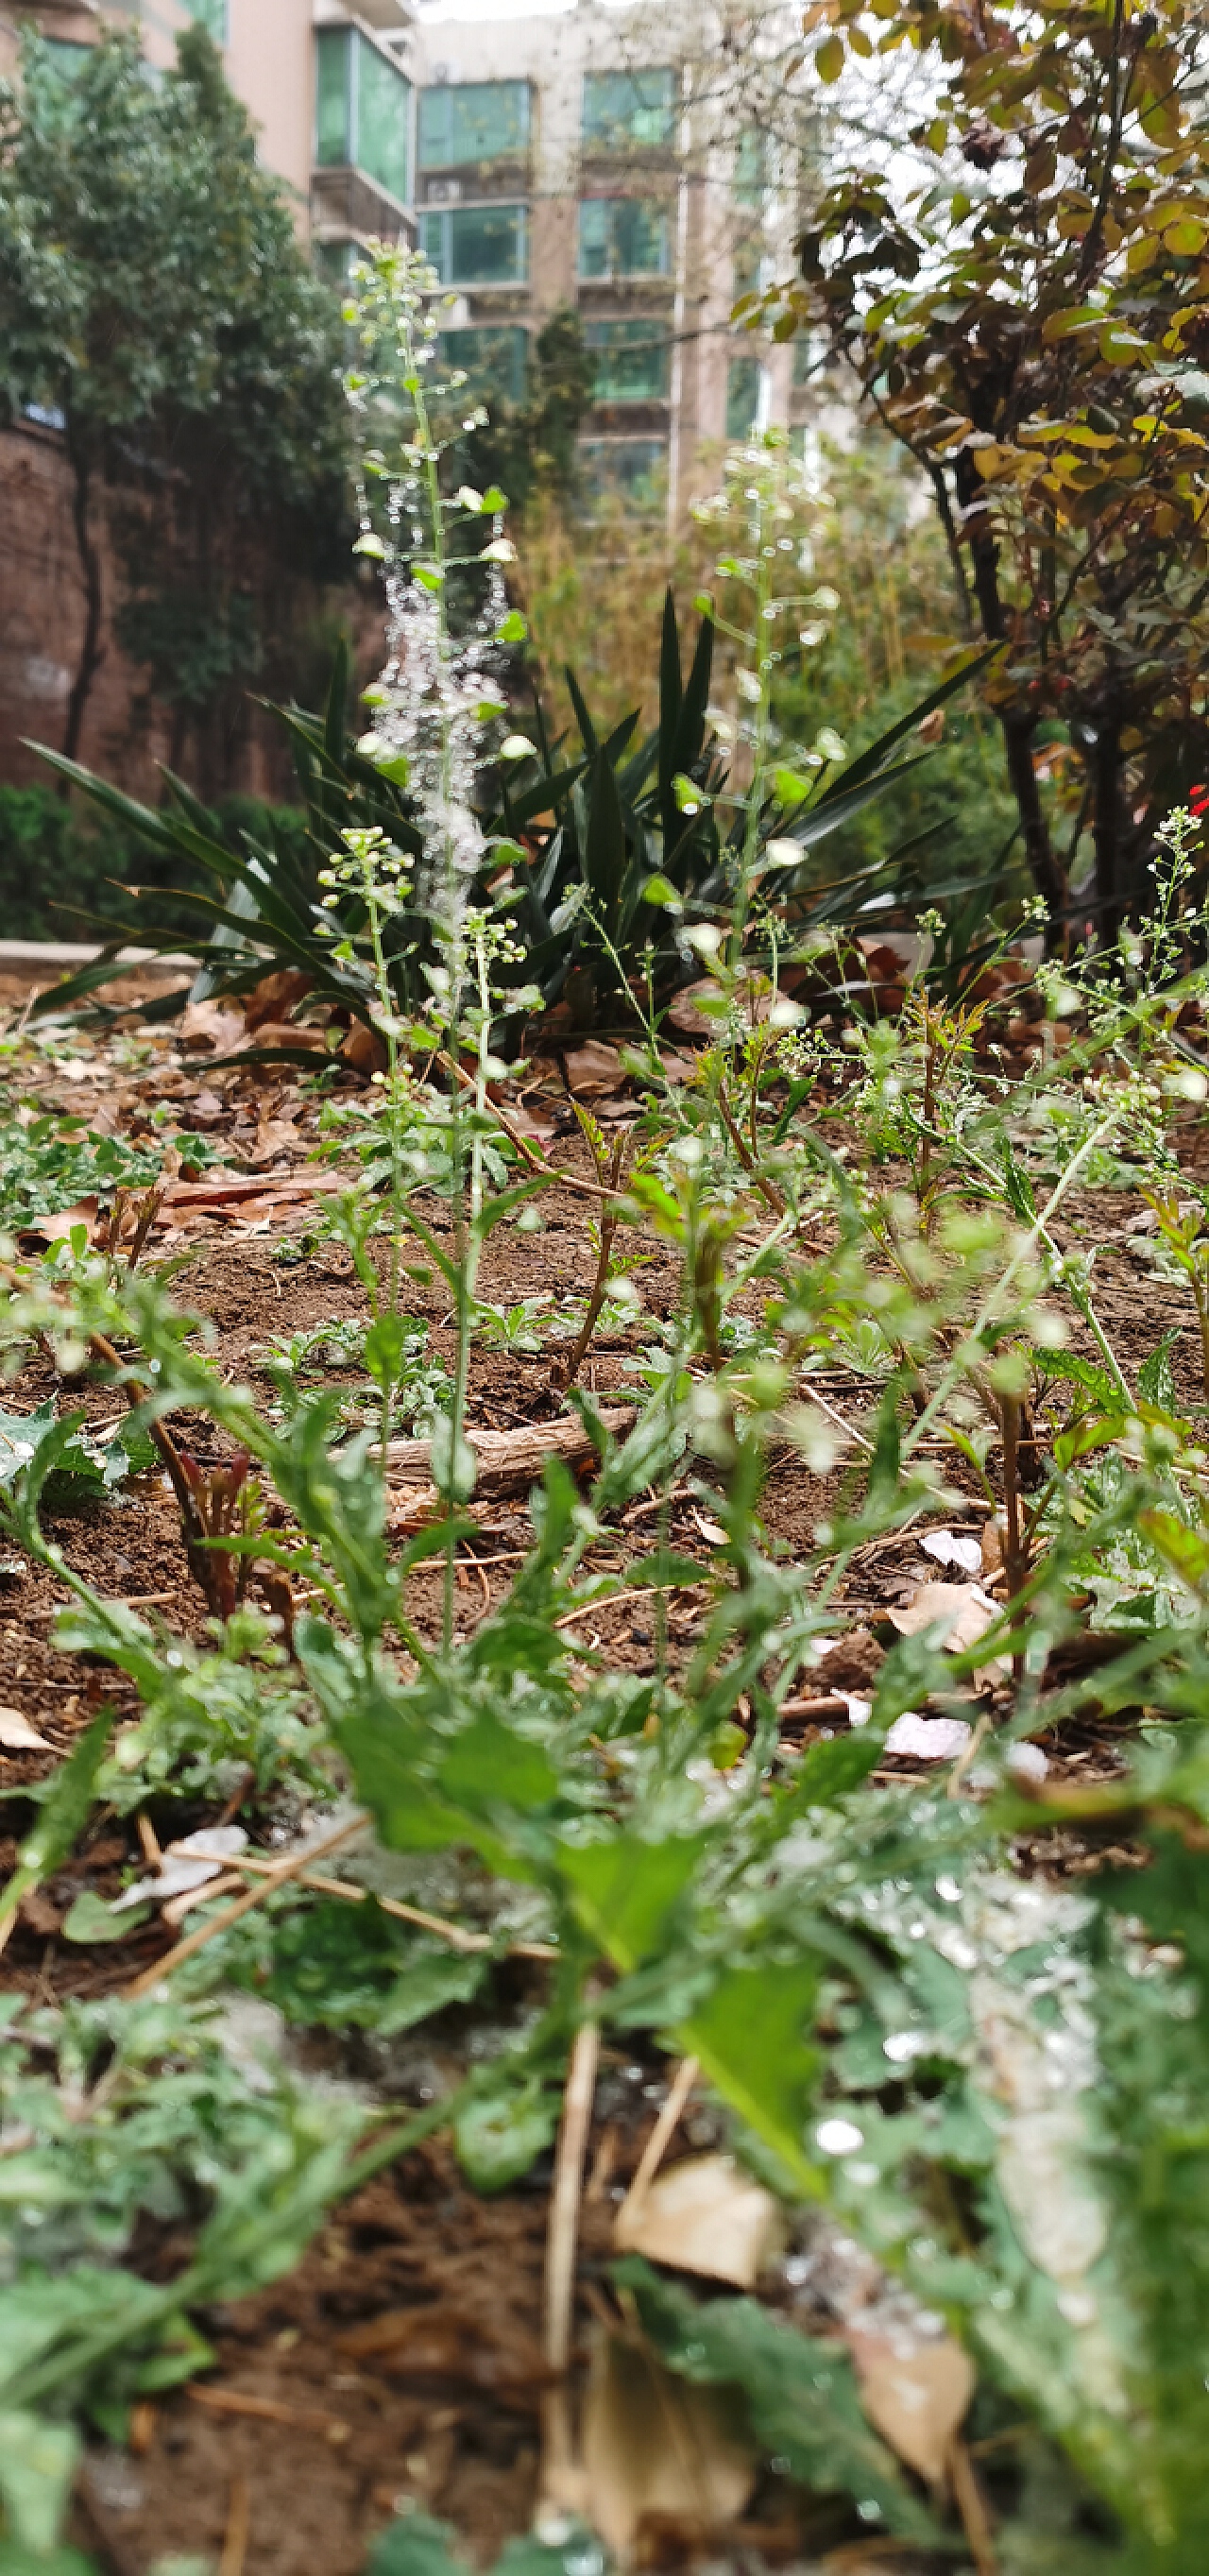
416,0,639,20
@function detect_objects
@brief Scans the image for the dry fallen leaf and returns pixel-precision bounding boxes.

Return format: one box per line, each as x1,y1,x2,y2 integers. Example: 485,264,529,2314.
18,1198,99,1249
180,997,247,1056
848,2325,975,2486
885,1579,1007,1670
0,1706,50,1751
614,2151,786,2288
578,2329,757,2555
564,1039,625,1098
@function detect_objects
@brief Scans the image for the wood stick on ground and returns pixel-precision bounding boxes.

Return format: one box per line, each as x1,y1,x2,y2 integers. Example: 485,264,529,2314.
120,1813,368,2001
617,2055,700,2230
218,2473,251,2576
540,2017,600,2511
554,1580,708,1630
185,1845,558,1961
948,2437,997,2575
385,1405,636,1492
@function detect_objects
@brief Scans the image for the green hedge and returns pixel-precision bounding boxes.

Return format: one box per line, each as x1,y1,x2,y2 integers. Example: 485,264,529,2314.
0,783,312,945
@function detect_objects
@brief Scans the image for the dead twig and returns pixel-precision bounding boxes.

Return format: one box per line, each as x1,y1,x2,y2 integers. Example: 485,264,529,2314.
218,2473,251,2576
120,1812,369,2001
617,2055,700,2231
948,2436,997,2575
540,2017,600,2511
184,1843,558,1962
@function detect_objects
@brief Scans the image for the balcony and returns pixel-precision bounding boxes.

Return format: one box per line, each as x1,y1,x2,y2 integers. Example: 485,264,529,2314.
313,19,414,246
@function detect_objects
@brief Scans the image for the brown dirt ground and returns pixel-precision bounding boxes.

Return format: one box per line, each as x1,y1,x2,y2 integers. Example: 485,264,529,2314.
5,980,1203,2573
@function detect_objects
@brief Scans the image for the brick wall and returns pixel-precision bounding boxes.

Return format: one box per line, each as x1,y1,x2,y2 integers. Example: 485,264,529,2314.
0,419,380,808
0,419,172,796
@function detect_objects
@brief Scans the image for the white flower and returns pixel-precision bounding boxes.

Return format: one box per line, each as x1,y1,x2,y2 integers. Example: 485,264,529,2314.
480,537,518,564
500,734,536,761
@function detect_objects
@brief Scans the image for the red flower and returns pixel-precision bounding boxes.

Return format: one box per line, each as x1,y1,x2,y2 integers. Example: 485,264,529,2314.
1191,783,1209,820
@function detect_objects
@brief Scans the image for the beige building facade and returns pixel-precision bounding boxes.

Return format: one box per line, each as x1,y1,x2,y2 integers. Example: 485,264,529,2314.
1,1,822,518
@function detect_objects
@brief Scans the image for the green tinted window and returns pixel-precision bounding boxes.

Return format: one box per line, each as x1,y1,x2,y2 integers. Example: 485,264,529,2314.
725,355,764,438
316,238,357,290
585,319,671,402
578,198,670,279
582,70,675,150
43,39,91,77
732,236,764,302
419,81,530,169
421,205,527,286
577,437,665,507
315,27,410,202
183,0,228,37
315,26,351,167
356,35,410,205
440,327,529,404
734,129,770,207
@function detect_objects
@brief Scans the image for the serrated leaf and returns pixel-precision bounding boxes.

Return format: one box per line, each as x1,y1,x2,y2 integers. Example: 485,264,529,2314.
613,2260,940,2541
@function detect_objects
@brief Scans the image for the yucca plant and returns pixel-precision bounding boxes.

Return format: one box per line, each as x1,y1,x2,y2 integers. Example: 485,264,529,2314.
29,449,992,1059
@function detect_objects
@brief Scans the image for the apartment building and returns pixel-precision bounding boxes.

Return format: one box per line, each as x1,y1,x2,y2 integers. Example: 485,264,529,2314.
1,2,819,517
404,1,817,516
0,2,417,243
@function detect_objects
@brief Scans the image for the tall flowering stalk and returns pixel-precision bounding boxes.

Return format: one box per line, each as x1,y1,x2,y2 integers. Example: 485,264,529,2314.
338,245,538,1636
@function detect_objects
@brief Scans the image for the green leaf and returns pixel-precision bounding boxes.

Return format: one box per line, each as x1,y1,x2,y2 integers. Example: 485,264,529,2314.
815,32,844,80
0,1714,112,1941
0,2413,79,2559
60,1891,152,1944
613,2261,940,2542
496,610,528,644
679,1959,823,2196
250,1896,485,2032
784,1732,881,1808
1137,1329,1181,1414
367,2517,468,2576
436,1712,558,1815
556,1831,707,1973
1098,323,1151,367
454,2075,557,2192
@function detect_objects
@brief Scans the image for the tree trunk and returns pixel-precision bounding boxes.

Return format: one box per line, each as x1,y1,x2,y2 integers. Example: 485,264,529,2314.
1002,715,1065,918
950,449,1064,924
62,418,105,775
1092,707,1123,945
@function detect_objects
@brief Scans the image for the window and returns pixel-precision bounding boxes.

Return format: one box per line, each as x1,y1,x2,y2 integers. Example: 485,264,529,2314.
419,81,530,170
585,318,671,403
734,128,770,209
440,327,529,405
731,237,765,303
315,26,411,209
43,39,91,77
420,205,527,287
578,197,670,280
182,0,228,39
582,69,676,151
726,355,765,438
579,437,668,510
316,239,358,290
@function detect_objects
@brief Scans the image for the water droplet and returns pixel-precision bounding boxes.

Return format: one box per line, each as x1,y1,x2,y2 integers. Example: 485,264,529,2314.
816,2118,864,2156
